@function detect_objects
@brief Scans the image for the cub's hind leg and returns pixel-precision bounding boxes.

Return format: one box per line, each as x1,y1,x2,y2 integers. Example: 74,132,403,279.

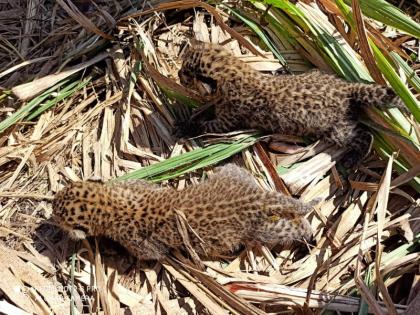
327,122,373,168
126,237,169,261
346,128,373,168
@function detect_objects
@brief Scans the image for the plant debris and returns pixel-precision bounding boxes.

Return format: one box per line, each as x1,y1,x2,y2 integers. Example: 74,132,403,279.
0,1,419,314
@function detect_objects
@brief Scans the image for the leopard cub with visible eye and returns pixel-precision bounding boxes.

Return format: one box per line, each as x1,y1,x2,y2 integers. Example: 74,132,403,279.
178,41,408,167
51,164,317,261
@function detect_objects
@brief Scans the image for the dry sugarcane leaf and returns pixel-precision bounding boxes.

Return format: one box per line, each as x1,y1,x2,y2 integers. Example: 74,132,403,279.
143,58,203,103
1,111,51,191
281,146,346,194
373,154,399,315
0,56,51,80
94,240,120,315
62,262,143,308
19,242,56,275
0,244,68,314
193,12,211,43
56,0,114,40
119,0,263,57
350,179,379,191
163,259,230,314
391,163,420,188
224,280,407,313
327,192,368,248
0,259,38,314
354,195,385,314
174,209,206,270
170,254,266,315
0,300,31,315
12,52,109,100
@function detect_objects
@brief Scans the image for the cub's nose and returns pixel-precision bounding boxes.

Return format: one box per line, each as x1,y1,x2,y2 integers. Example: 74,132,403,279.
178,69,188,85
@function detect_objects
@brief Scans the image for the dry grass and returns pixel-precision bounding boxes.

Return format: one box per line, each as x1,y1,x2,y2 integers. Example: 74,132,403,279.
0,1,419,314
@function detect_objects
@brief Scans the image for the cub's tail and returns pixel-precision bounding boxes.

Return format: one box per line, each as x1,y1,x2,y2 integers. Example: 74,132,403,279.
352,83,409,114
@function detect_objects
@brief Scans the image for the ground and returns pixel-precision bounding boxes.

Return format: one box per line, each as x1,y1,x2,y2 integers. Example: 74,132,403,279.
0,1,419,314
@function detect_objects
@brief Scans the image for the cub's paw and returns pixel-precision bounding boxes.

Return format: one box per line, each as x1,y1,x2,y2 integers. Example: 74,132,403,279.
308,198,323,208
341,151,363,170
299,198,322,215
173,119,203,138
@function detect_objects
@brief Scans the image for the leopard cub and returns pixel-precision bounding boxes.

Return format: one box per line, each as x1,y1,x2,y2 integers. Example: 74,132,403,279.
52,164,317,260
178,41,407,167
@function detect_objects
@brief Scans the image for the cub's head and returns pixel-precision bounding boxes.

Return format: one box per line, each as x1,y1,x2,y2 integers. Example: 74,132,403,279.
51,182,102,240
178,40,231,96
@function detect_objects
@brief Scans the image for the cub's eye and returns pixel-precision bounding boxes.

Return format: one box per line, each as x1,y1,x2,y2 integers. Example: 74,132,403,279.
196,75,217,91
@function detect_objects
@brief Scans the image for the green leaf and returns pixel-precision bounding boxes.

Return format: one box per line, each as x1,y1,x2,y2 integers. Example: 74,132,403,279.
224,5,287,65
381,233,420,266
389,52,420,93
26,78,91,120
371,43,420,122
358,265,373,315
254,1,372,81
115,134,260,182
160,86,201,109
243,2,316,65
0,79,71,134
343,0,420,38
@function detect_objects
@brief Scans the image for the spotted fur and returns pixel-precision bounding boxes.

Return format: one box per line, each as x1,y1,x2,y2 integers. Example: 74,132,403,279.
178,41,407,167
51,164,316,260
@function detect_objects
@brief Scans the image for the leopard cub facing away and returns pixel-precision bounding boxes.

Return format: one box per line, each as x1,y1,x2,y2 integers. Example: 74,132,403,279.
178,41,407,167
52,164,317,260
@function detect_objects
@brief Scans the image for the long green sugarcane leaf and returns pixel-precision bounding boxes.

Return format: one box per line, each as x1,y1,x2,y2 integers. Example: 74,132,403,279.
27,78,91,120
371,43,420,122
0,79,71,134
389,52,420,93
115,134,260,182
224,6,287,65
342,0,420,38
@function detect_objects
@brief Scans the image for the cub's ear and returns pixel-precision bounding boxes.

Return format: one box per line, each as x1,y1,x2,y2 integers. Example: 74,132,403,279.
87,176,104,183
188,38,207,50
68,224,88,240
68,229,87,240
189,37,200,46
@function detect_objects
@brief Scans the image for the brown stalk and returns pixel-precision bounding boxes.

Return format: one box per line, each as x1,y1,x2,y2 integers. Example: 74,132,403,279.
174,208,206,270
253,142,291,195
351,0,385,84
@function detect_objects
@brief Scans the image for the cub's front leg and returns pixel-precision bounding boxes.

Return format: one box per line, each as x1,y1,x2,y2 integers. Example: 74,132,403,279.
175,101,240,137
